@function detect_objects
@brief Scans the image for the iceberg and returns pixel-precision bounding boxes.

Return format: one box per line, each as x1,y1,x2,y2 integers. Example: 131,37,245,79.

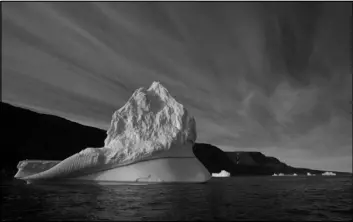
211,170,230,177
272,173,278,176
14,82,211,184
322,171,336,176
307,172,315,176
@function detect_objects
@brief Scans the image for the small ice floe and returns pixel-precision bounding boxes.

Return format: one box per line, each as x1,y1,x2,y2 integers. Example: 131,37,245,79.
322,171,336,176
273,173,297,176
212,170,230,177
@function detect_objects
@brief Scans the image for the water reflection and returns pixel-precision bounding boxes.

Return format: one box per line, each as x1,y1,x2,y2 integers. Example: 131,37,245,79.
2,177,352,221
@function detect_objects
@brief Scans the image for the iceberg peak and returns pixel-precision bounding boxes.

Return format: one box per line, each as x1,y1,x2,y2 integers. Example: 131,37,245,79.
148,81,165,92
147,81,171,102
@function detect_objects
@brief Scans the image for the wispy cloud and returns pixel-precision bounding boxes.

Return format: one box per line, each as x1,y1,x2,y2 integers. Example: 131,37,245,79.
2,2,352,172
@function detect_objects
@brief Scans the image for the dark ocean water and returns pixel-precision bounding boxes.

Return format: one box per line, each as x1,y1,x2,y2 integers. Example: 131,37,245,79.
1,176,352,221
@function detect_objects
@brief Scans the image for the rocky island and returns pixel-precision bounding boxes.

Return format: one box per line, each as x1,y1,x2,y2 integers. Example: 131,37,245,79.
193,143,349,176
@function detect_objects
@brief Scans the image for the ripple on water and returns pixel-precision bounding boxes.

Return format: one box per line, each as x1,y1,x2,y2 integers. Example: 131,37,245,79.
1,176,352,221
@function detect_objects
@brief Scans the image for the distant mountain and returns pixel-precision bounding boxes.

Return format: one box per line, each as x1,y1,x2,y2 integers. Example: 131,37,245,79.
1,102,106,177
193,143,350,176
1,102,350,178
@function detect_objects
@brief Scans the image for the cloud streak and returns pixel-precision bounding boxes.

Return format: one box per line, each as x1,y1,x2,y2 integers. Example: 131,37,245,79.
2,2,352,172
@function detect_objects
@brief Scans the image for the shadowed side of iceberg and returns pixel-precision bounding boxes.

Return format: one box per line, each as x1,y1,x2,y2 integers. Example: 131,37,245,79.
71,157,210,183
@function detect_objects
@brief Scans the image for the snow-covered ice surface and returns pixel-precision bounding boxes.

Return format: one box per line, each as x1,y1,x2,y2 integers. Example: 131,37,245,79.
212,170,230,177
14,82,210,183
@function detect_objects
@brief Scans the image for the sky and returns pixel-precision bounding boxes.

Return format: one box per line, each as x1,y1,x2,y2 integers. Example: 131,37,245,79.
2,2,352,172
